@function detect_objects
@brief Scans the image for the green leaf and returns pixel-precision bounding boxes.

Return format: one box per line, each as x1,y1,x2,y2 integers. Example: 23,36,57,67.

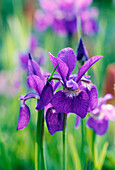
68,134,81,170
48,63,59,82
97,142,109,170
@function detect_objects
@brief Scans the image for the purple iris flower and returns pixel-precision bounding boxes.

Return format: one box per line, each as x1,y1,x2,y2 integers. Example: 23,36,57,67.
17,55,53,129
77,37,88,61
49,47,103,118
87,94,115,135
17,55,63,135
35,0,98,35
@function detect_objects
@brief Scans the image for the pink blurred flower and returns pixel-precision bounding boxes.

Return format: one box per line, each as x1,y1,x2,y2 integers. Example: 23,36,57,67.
35,0,98,35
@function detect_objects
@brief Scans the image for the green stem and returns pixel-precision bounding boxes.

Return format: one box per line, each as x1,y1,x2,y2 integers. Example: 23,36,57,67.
81,119,85,170
92,131,96,169
67,33,73,47
63,113,67,170
77,15,82,42
35,109,46,170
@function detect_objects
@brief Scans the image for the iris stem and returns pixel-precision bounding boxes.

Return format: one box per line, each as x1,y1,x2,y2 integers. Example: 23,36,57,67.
77,15,82,42
92,131,96,169
63,113,67,170
67,33,72,47
35,109,46,170
81,119,85,169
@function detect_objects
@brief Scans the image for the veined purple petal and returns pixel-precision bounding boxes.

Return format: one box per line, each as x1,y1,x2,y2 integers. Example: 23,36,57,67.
27,75,44,95
28,56,43,79
20,92,40,101
87,116,109,135
17,104,30,130
79,81,98,112
75,116,81,129
46,107,63,135
76,55,103,82
49,52,68,84
52,89,89,118
36,82,53,110
57,48,77,78
77,37,88,61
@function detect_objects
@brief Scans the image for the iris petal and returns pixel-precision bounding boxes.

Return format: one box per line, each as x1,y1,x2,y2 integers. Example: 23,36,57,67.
87,116,109,135
79,81,98,112
36,82,53,110
49,52,68,84
76,55,103,82
46,107,63,135
17,104,30,130
57,47,77,78
27,75,44,95
52,90,89,118
20,92,40,101
28,57,43,79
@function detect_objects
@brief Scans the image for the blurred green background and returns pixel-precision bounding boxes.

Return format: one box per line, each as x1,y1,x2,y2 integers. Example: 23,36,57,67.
0,0,115,169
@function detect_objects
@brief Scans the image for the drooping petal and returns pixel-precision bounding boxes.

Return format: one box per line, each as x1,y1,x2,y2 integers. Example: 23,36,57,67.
27,75,44,95
46,107,63,135
17,104,30,130
20,92,40,101
28,55,43,79
49,52,68,85
79,81,98,112
76,55,103,82
77,37,88,61
87,116,109,135
36,81,53,110
57,47,77,78
75,116,81,129
52,89,89,118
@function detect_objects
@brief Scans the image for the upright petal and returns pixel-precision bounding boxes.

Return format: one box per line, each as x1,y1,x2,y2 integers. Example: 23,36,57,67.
49,52,69,84
46,107,63,135
52,90,89,118
27,75,44,95
28,54,43,79
76,55,103,82
36,82,53,110
57,48,77,78
17,104,30,130
87,116,109,135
